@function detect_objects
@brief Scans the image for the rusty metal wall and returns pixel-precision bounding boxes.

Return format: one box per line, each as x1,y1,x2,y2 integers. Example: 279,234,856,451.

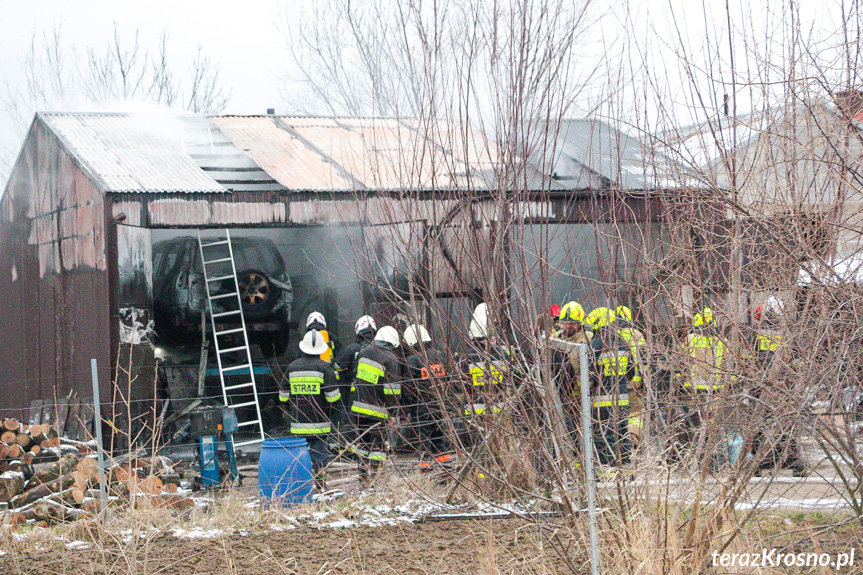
0,120,113,413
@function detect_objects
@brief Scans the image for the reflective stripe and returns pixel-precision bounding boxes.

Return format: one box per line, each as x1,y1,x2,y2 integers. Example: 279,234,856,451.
628,417,643,429
682,382,724,391
351,401,388,419
290,371,324,395
468,361,506,386
383,382,401,395
599,350,630,376
368,451,387,461
324,389,341,402
463,403,503,415
279,391,290,402
591,394,629,408
356,358,385,384
758,332,782,352
291,422,331,434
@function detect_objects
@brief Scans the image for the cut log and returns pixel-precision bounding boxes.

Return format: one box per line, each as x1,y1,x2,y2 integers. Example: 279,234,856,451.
72,470,90,492
110,463,136,483
7,445,22,459
41,424,57,439
7,460,21,473
163,482,179,494
2,419,18,432
45,487,85,507
0,473,25,502
1,431,16,444
29,445,40,456
32,499,87,523
9,473,75,508
75,457,99,479
0,462,8,474
41,437,61,449
34,519,49,528
28,454,82,487
29,424,42,437
15,433,33,451
20,452,34,465
0,444,9,459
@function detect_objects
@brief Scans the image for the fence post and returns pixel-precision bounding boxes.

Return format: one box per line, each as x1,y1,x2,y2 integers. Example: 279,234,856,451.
580,344,601,575
90,359,109,520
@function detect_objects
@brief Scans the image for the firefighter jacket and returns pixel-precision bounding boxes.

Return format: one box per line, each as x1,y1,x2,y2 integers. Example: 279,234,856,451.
333,334,375,397
589,326,634,409
279,354,340,435
403,346,448,406
350,342,403,421
550,328,590,398
618,321,647,431
754,322,785,369
683,326,726,391
461,342,511,414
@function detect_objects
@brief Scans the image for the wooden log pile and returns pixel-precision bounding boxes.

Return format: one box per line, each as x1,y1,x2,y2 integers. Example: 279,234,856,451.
0,447,189,529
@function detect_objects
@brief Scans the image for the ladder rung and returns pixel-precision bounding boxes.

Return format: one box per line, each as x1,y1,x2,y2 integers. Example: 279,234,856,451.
229,401,258,409
224,382,256,391
208,275,235,283
234,438,264,447
214,327,244,336
212,310,242,318
201,240,230,247
236,420,262,427
204,257,233,265
209,293,237,300
219,345,248,354
222,364,251,372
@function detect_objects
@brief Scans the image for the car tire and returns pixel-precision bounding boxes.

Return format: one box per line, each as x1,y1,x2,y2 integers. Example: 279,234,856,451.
237,269,277,313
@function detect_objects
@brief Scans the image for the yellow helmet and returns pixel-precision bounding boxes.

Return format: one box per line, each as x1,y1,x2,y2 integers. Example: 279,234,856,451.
694,307,714,326
559,301,585,323
615,305,632,322
585,307,616,330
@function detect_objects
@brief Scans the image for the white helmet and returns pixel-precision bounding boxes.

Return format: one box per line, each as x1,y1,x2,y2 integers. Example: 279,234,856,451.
354,315,377,336
299,329,329,355
374,325,400,348
403,324,431,347
468,303,488,340
306,311,326,329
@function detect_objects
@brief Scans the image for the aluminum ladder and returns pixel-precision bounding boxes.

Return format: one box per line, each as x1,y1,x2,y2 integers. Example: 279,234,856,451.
197,229,265,446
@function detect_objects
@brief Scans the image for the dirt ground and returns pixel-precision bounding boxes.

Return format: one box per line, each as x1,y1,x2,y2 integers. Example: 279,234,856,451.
0,519,580,575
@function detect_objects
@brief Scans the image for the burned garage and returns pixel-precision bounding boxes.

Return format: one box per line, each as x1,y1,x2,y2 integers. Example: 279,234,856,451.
0,111,688,444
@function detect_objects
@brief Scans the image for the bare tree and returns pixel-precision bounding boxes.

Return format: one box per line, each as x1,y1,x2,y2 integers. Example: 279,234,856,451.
0,22,231,185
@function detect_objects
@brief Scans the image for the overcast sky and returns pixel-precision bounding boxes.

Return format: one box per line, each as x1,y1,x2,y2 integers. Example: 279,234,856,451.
0,0,842,186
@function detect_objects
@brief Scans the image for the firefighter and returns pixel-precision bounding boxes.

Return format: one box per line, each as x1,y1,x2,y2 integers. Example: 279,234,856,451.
333,316,377,414
350,325,403,485
280,329,341,490
677,307,727,459
616,305,647,449
462,303,511,418
586,306,633,466
305,311,336,362
402,324,450,455
750,298,805,476
549,304,562,333
550,302,588,412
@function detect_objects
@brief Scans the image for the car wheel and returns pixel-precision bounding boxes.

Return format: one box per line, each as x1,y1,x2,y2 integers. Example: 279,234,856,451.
237,269,273,310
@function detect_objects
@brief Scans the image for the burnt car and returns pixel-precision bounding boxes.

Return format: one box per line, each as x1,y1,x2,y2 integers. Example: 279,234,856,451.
153,236,294,357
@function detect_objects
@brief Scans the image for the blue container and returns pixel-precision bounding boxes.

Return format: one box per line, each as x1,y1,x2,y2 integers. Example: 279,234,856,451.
258,437,313,506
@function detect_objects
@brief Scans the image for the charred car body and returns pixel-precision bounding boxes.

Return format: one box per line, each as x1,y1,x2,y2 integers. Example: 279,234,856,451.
153,236,294,357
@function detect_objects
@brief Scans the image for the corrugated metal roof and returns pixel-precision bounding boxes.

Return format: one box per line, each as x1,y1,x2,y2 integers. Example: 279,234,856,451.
544,119,652,190
39,113,228,193
210,116,357,191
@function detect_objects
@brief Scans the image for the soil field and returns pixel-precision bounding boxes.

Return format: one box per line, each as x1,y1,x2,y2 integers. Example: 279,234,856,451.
0,519,580,575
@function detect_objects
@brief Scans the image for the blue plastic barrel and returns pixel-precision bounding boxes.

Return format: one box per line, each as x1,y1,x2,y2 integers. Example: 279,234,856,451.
258,437,313,506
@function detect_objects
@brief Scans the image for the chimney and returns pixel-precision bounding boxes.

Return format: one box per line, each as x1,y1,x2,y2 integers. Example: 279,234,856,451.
266,108,276,115
834,90,863,121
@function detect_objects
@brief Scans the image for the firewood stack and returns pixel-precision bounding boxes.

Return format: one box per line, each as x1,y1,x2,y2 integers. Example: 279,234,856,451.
0,444,188,529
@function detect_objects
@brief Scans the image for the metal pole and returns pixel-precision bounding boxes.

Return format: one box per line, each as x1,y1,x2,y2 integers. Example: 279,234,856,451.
90,359,109,519
579,344,601,575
